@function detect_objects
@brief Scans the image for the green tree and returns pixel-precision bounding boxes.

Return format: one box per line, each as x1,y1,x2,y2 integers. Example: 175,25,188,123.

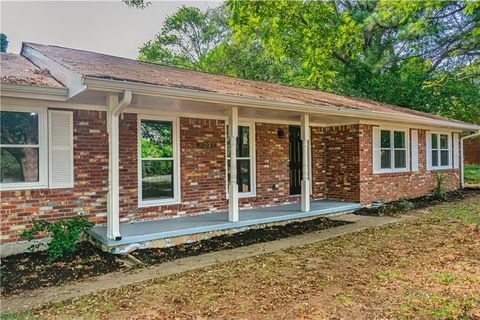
139,5,230,69
137,1,479,124
1,33,8,52
228,0,479,84
227,0,480,123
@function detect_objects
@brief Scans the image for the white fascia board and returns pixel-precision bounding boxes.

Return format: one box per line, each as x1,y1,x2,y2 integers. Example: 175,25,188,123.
0,83,68,101
84,76,480,132
359,120,476,132
21,44,86,98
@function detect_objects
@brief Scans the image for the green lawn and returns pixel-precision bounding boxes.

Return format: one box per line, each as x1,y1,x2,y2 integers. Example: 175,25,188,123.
465,164,480,185
5,195,480,320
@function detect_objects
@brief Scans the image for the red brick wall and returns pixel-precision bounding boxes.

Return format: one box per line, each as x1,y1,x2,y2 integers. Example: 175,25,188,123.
1,110,109,243
322,125,361,203
121,117,228,221
121,120,296,219
464,135,480,165
1,110,463,245
359,125,461,205
239,123,292,208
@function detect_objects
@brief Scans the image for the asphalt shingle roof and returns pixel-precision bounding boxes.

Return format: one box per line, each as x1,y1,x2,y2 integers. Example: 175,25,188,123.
1,52,64,88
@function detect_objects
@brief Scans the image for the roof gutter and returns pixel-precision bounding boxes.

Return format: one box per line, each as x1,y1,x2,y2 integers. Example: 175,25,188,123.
83,77,480,131
0,83,68,101
461,130,480,188
21,43,86,99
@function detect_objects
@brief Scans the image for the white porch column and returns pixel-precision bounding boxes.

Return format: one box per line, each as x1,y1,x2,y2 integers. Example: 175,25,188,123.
228,106,239,222
301,113,310,212
107,91,132,240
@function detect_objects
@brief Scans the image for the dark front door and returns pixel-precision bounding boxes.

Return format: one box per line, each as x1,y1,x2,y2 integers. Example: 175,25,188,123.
289,126,302,195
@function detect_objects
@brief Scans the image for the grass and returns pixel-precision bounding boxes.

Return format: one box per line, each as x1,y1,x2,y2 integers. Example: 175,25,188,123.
5,195,480,319
465,164,480,185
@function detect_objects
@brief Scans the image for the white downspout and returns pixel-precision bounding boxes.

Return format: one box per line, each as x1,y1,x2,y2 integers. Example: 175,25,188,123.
460,130,480,188
107,90,132,240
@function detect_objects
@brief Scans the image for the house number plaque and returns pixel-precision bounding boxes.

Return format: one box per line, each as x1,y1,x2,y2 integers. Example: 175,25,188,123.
196,142,216,149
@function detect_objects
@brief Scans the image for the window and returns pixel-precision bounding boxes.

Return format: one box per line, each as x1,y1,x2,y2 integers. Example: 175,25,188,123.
373,127,409,173
138,117,180,206
0,107,47,189
226,124,255,196
428,132,451,170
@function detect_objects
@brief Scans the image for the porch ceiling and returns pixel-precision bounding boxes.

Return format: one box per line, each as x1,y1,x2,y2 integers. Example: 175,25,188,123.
89,199,361,248
70,89,361,126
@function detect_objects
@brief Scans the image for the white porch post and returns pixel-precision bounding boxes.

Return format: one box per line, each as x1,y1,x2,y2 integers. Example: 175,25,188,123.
107,91,132,240
301,113,310,212
228,106,239,222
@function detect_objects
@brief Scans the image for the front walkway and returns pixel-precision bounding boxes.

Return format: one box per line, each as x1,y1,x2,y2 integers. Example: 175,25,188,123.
89,200,361,247
2,213,405,315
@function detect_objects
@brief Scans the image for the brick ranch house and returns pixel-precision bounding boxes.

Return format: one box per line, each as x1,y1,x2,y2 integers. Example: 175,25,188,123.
1,42,479,256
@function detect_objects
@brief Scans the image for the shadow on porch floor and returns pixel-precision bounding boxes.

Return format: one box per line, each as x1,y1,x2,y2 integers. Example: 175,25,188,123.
89,200,361,247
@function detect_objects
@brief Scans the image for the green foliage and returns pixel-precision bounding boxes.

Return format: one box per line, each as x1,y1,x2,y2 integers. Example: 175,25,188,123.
228,0,480,123
123,0,150,9
138,1,479,124
378,199,415,215
139,5,230,70
397,199,416,212
22,217,94,261
464,164,480,185
0,33,8,52
140,120,173,158
1,111,40,181
433,173,448,200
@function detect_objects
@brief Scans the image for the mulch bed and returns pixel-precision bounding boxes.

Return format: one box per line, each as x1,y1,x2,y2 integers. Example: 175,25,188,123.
355,188,480,216
0,217,349,296
0,242,125,296
130,216,351,264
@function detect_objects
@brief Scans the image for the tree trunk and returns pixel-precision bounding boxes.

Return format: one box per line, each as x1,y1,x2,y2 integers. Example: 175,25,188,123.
20,148,38,182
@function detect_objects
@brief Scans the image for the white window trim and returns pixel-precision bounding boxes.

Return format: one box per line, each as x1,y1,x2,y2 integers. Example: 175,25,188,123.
373,127,410,174
0,106,48,191
427,131,453,171
137,115,181,207
225,122,256,198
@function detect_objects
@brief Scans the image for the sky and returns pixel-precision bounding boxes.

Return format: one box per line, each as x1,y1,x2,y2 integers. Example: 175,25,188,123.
1,0,221,59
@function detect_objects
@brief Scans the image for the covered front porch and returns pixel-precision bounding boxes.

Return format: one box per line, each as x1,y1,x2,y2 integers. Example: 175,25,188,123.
75,83,368,246
89,199,361,250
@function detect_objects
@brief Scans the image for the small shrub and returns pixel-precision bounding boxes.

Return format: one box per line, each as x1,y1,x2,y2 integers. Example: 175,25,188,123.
376,199,415,216
433,173,447,200
22,217,94,261
397,199,416,212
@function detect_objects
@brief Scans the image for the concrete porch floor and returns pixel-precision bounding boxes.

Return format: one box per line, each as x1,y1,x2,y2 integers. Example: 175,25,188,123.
89,200,361,248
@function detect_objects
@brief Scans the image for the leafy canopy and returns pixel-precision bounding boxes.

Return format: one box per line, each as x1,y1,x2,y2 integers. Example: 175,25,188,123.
139,5,230,69
227,0,480,123
137,1,479,123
